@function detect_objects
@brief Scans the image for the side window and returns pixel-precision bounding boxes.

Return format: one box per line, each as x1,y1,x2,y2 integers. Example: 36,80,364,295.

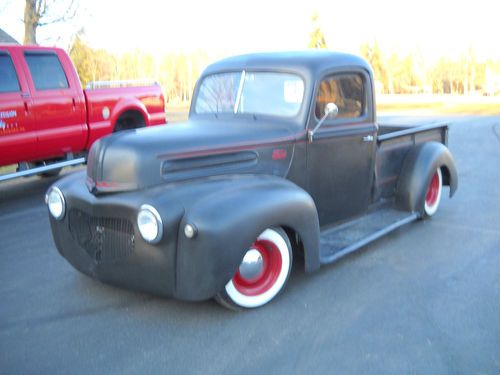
315,74,365,120
24,52,69,90
0,53,21,93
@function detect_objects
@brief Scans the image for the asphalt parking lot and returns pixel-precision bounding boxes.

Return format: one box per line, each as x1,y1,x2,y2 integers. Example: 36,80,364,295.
0,115,499,374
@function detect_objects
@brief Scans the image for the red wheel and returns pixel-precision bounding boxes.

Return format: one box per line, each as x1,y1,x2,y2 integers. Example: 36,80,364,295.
216,228,292,309
424,168,442,217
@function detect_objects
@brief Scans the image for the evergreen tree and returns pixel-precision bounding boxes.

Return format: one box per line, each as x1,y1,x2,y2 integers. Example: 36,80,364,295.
308,12,327,49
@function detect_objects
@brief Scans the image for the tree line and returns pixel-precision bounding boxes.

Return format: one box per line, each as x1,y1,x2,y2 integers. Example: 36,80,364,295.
69,35,500,106
360,41,500,96
70,35,210,105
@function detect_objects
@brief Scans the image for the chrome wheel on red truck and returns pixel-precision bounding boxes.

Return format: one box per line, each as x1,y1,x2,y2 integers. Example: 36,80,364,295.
216,228,292,310
424,168,443,217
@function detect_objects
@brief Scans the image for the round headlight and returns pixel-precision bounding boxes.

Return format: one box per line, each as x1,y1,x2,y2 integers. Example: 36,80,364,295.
137,204,163,243
46,187,66,220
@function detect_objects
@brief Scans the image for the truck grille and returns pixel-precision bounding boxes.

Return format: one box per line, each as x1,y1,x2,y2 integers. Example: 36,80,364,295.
68,209,135,263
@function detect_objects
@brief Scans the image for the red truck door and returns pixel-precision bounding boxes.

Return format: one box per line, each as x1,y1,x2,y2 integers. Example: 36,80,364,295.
0,49,37,166
23,50,86,160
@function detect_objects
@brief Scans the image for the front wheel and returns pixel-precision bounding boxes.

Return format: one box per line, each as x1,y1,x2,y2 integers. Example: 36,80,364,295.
423,168,443,217
215,227,292,310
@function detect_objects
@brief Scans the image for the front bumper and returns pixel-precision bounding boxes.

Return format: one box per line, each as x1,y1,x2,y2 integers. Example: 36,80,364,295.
48,172,185,298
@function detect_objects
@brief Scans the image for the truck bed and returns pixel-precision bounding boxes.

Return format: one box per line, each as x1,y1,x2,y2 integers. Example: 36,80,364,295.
84,85,166,147
318,122,450,265
375,122,448,200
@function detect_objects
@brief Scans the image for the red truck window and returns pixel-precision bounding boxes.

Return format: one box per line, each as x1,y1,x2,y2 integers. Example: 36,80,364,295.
0,53,21,93
24,52,69,90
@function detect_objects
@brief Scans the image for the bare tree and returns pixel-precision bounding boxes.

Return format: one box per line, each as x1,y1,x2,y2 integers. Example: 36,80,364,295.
23,0,77,45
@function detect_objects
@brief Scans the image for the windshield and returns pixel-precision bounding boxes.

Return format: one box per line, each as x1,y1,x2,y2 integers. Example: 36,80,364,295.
194,71,304,117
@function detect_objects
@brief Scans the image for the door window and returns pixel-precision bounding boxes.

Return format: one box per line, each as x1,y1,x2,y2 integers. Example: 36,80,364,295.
24,52,69,90
315,74,365,119
0,53,20,93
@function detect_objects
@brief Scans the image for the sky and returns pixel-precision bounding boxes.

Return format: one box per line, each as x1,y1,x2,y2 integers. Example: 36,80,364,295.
1,0,498,62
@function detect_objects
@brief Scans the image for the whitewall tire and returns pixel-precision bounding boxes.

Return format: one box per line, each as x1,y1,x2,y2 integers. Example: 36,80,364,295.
424,168,443,217
215,227,292,310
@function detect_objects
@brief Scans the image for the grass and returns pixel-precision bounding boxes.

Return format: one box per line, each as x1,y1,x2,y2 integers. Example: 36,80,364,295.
166,108,189,123
0,165,16,174
377,95,500,115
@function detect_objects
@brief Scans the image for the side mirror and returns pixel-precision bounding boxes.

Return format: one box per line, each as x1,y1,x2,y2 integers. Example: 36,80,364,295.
324,102,339,118
308,102,339,142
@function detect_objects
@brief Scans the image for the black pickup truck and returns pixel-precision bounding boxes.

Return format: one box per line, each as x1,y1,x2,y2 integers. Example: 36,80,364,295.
46,51,458,310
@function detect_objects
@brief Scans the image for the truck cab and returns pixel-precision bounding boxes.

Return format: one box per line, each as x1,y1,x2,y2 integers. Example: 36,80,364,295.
1,46,87,166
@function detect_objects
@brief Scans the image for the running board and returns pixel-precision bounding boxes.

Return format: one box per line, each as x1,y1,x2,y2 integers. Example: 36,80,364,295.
320,207,419,265
0,157,85,182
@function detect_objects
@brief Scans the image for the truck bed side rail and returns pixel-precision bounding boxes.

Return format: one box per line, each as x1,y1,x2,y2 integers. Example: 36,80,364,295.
86,79,159,90
377,122,448,143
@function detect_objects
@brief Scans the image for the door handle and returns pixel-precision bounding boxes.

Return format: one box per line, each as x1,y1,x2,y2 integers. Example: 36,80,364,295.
362,135,374,142
72,98,77,111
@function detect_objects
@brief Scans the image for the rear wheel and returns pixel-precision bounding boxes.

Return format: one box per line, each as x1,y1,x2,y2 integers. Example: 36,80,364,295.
215,227,292,310
114,111,145,132
423,168,442,217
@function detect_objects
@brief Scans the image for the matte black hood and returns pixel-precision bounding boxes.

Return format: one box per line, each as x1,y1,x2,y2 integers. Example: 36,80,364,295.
86,119,296,194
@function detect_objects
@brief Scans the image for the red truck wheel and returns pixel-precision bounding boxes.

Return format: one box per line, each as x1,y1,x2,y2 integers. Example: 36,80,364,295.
215,228,292,310
114,111,145,132
424,168,442,217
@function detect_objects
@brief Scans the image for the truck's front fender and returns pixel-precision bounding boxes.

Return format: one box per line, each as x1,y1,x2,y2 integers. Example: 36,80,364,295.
396,142,458,215
173,175,320,301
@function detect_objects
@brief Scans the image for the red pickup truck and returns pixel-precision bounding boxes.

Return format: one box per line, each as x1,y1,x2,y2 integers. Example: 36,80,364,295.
0,44,166,180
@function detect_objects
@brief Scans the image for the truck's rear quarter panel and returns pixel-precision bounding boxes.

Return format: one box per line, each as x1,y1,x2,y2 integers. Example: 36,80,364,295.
84,85,166,148
375,124,448,200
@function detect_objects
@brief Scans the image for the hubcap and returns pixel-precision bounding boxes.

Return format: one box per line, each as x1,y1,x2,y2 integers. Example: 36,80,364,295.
238,249,264,281
232,239,282,296
426,172,440,207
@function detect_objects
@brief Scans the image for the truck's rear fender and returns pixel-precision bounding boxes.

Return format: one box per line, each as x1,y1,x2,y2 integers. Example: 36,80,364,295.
396,142,458,215
174,176,320,301
110,98,150,129
85,92,150,149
